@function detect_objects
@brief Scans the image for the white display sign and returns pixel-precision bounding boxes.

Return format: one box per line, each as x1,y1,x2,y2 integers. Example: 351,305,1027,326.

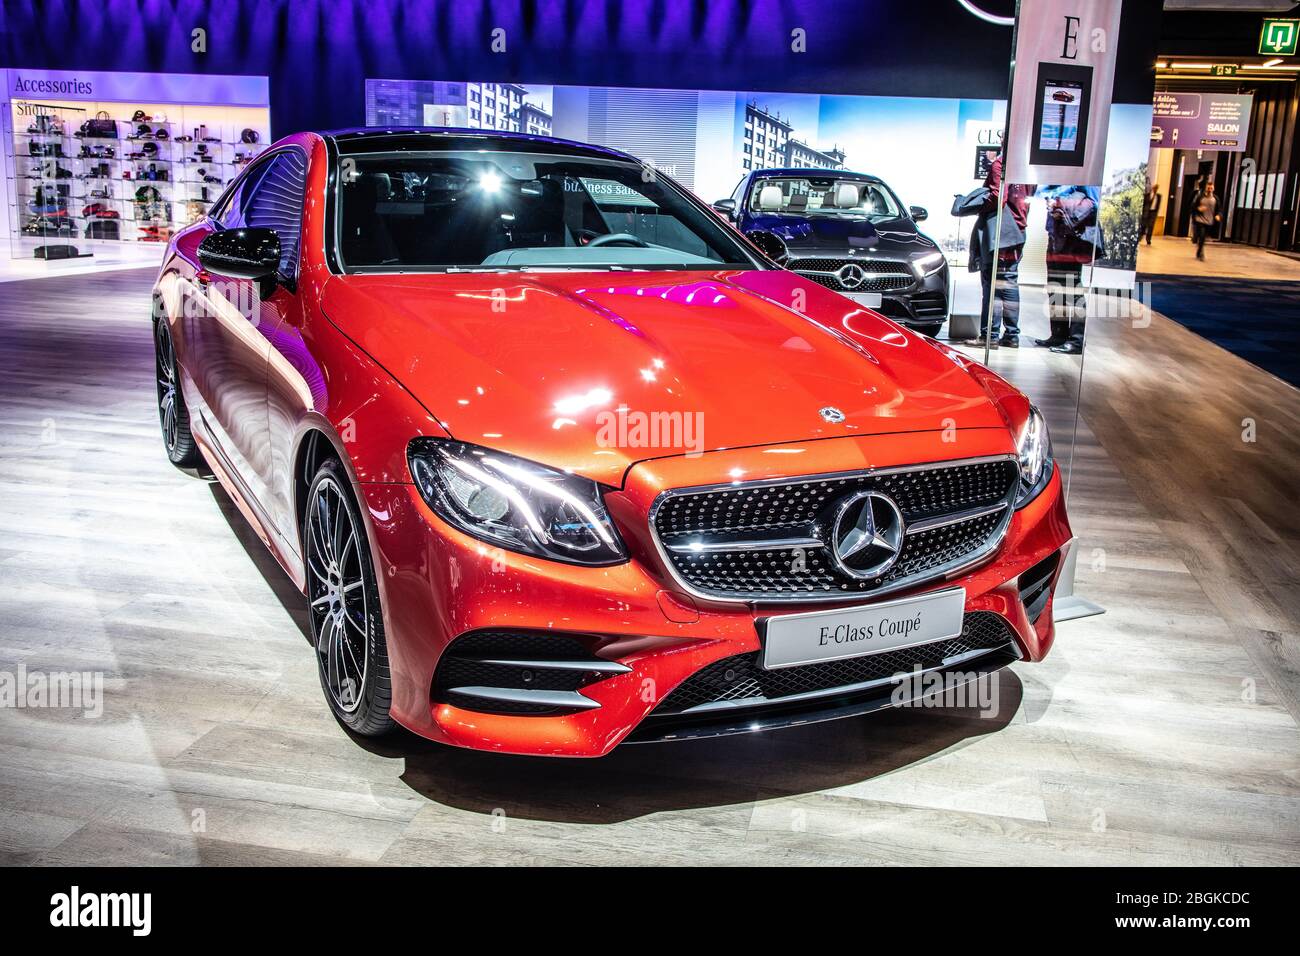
1004,0,1123,186
762,588,966,670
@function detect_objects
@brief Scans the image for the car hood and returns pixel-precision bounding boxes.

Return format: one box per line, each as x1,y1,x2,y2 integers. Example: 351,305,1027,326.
745,214,938,258
320,269,1006,485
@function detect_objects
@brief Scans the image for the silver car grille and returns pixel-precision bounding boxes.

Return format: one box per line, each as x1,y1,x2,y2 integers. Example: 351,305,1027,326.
789,257,915,293
649,456,1020,603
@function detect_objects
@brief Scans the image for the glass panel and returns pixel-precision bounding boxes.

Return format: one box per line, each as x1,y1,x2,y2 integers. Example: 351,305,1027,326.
975,180,1100,508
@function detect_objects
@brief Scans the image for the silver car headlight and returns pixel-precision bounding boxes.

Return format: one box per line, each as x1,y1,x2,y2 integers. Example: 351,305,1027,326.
1015,406,1053,507
408,439,627,565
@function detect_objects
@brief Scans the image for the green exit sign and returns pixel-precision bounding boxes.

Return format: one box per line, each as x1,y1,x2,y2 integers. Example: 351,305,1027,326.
1211,64,1239,76
1260,18,1299,56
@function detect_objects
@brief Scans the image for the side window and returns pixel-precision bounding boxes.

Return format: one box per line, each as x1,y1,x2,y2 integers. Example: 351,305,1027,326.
218,150,308,278
214,161,267,231
730,175,747,205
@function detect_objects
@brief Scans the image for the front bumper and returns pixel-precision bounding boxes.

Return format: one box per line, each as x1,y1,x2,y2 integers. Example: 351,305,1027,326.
360,429,1071,757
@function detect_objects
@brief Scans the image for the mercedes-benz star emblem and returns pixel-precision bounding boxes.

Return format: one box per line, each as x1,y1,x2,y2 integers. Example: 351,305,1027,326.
836,263,867,290
819,406,846,424
831,491,905,579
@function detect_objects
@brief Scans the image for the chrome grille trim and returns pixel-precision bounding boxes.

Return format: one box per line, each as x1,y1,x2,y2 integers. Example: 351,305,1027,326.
907,501,1009,534
665,533,823,554
444,686,602,710
469,658,631,674
647,455,1019,605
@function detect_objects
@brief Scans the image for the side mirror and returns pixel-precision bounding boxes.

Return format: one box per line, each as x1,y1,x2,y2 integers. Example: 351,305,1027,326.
909,205,929,222
197,227,282,280
744,228,789,266
711,198,737,219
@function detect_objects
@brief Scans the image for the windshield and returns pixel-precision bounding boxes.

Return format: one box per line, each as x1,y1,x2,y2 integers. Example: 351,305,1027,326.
746,176,903,220
335,149,761,272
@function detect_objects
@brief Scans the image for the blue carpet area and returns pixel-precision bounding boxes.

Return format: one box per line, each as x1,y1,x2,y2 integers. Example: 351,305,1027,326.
1138,272,1300,389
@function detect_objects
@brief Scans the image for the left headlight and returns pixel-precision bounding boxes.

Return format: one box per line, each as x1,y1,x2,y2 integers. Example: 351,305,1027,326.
911,251,946,278
408,439,628,565
1015,406,1053,507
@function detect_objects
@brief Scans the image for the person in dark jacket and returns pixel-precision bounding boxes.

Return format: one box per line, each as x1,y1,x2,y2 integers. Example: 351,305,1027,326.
1036,184,1102,355
957,156,1032,349
1141,183,1160,245
1192,182,1219,261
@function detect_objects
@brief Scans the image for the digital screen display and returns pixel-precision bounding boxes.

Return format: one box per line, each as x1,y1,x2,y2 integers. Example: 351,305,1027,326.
1038,81,1082,153
1029,62,1092,167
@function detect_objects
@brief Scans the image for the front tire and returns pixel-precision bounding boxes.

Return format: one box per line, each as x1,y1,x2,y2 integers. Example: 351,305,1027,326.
154,317,201,468
914,322,945,339
304,458,395,737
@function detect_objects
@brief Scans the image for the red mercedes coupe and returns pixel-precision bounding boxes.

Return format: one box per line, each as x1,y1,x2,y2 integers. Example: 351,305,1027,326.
152,129,1071,756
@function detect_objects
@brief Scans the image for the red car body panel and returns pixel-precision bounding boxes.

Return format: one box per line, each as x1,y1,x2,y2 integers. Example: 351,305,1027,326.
154,130,1072,757
319,270,1008,486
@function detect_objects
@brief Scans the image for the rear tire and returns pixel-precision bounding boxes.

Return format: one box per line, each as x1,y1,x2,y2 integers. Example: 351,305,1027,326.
154,317,201,468
304,458,395,737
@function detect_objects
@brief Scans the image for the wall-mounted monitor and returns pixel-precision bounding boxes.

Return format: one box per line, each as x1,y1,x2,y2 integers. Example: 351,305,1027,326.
1029,62,1092,168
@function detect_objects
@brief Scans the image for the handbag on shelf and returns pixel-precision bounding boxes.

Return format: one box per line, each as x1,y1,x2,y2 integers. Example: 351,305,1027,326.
35,244,82,259
85,219,121,240
79,111,118,138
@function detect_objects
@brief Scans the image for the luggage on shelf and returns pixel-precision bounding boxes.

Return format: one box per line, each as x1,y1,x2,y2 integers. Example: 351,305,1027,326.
85,219,122,240
34,244,82,259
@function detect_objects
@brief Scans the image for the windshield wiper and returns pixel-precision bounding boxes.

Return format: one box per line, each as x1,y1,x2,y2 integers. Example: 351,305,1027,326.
441,266,521,273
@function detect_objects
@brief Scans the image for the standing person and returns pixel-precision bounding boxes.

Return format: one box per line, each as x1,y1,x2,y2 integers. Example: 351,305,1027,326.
1189,176,1206,242
954,155,1031,349
1142,182,1161,245
1192,182,1220,261
1035,184,1103,355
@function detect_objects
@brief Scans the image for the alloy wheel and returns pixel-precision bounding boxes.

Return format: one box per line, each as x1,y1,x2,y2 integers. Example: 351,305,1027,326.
306,475,369,714
155,320,180,453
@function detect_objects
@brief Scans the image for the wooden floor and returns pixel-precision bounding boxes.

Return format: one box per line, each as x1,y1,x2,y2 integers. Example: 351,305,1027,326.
0,268,1296,866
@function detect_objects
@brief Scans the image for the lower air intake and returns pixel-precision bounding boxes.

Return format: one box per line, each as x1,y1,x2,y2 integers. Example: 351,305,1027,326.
651,610,1016,716
432,630,629,716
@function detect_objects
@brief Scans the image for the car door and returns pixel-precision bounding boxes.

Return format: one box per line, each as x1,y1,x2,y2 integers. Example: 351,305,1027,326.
181,150,306,527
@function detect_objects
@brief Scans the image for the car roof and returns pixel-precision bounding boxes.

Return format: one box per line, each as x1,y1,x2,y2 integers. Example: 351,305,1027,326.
323,126,636,161
749,167,884,183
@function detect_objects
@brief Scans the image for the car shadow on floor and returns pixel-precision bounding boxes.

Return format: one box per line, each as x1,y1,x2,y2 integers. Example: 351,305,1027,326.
371,675,1022,824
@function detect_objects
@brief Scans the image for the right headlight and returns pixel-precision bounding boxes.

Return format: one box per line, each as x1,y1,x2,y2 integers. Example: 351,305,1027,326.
911,251,946,278
408,439,628,565
1015,406,1053,507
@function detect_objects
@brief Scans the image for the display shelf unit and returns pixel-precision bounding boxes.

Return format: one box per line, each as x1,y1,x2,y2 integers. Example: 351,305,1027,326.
6,99,269,259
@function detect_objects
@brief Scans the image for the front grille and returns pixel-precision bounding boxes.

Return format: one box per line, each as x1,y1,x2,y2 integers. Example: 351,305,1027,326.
790,257,914,293
651,458,1019,602
652,610,1015,715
